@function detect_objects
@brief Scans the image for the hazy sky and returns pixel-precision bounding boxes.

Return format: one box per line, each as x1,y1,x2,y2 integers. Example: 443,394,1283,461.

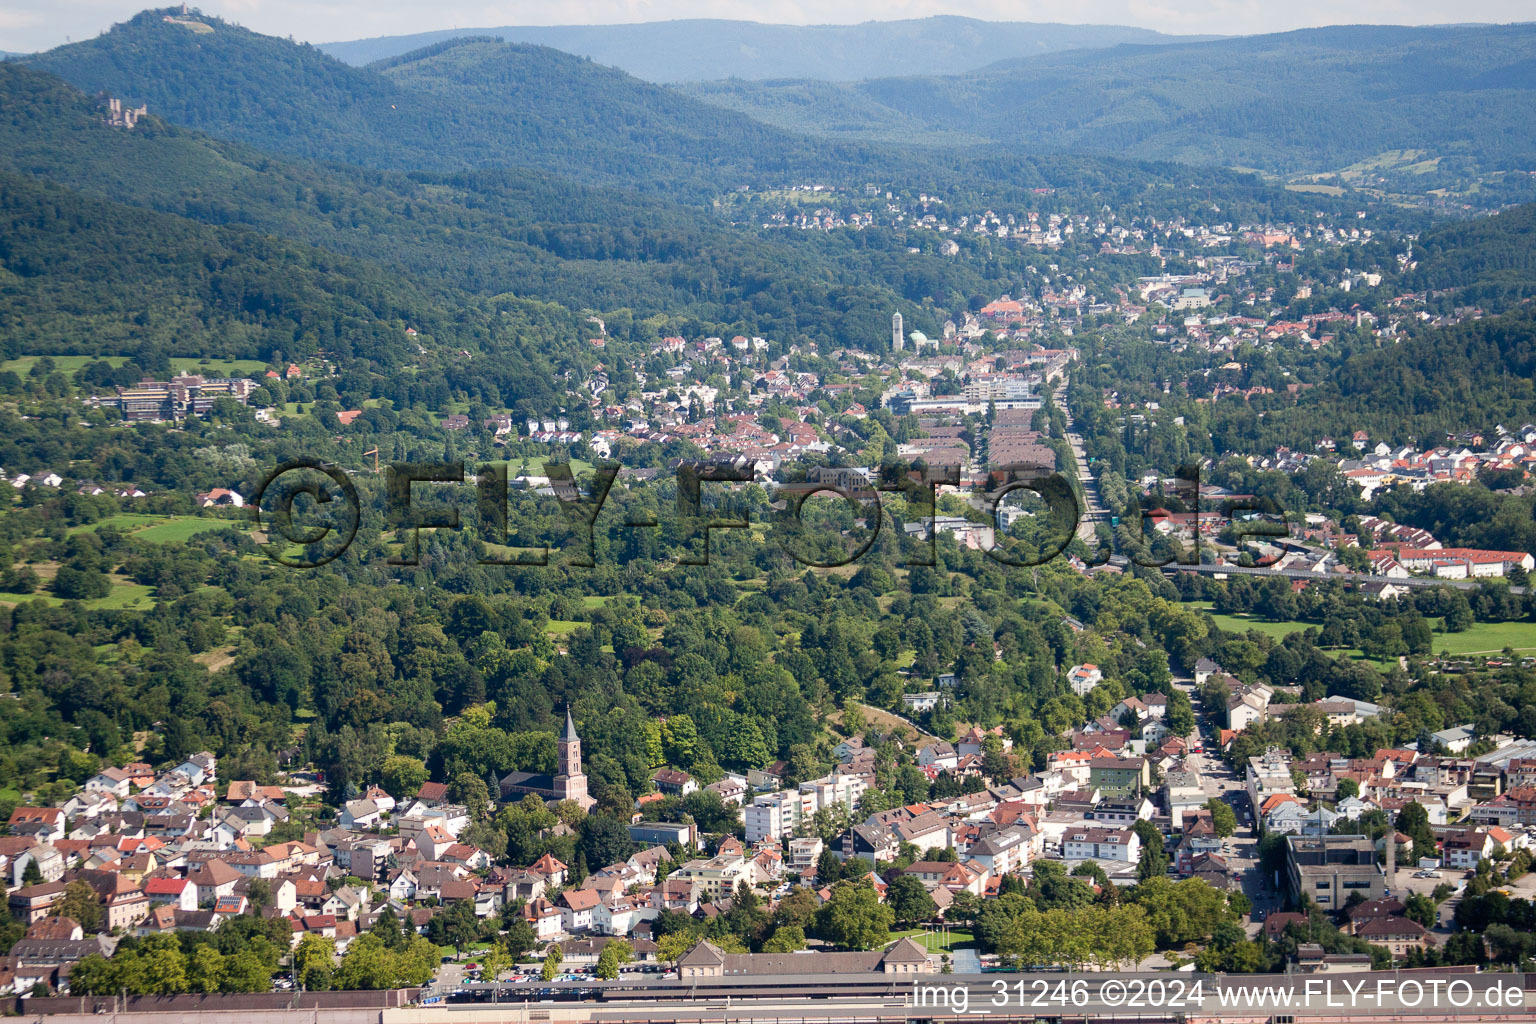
1,0,1526,52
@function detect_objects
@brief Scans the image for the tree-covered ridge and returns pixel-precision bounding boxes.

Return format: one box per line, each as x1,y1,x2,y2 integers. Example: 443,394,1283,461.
321,16,1214,82
20,12,1451,210
682,23,1536,174
0,61,1387,359
1408,201,1536,307
21,11,915,198
1195,308,1536,455
0,62,952,348
0,171,446,362
22,10,427,172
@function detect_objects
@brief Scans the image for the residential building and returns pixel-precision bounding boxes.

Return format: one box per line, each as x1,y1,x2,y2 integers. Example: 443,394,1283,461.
745,791,798,844
1061,826,1140,863
1067,664,1103,697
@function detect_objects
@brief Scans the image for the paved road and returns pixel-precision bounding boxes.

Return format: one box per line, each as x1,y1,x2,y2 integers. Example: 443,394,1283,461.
1054,383,1106,543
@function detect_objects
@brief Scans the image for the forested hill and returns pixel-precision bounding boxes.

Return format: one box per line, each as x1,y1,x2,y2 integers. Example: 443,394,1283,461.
20,10,909,197
23,11,1446,211
366,38,895,191
1408,202,1536,308
682,23,1536,173
1203,203,1536,452
21,10,423,170
0,166,607,445
1208,306,1536,457
320,16,1214,82
1,58,1401,357
0,62,970,349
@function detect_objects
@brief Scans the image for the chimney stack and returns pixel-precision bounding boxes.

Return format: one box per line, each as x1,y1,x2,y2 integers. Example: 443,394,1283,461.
1385,827,1397,890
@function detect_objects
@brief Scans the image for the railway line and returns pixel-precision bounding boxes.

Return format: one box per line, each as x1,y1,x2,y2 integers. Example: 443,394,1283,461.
30,970,1536,1024
393,969,1536,1024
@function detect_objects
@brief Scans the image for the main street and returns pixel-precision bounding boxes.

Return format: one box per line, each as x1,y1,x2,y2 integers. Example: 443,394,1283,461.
1054,383,1107,543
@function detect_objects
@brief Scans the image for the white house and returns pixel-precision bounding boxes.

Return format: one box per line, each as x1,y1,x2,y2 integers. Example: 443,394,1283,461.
967,825,1034,876
592,895,648,936
917,742,959,771
522,897,563,941
83,767,133,799
1442,828,1495,870
339,799,383,830
1062,826,1140,863
558,888,601,933
1068,664,1104,697
902,692,942,713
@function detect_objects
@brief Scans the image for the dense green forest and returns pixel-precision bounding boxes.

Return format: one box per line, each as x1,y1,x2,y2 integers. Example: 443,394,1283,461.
0,62,952,349
1205,308,1536,453
1408,201,1536,307
682,24,1536,175
0,171,460,362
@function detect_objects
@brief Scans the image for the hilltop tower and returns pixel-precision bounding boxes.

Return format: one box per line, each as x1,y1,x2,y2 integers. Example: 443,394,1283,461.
892,312,905,352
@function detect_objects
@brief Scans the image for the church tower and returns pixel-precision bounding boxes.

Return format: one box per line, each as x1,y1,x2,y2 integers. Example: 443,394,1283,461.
555,705,593,810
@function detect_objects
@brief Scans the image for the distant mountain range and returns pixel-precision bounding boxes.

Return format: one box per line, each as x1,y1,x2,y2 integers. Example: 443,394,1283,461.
320,17,1216,82
19,12,1285,206
21,13,897,195
681,23,1536,173
24,12,1535,185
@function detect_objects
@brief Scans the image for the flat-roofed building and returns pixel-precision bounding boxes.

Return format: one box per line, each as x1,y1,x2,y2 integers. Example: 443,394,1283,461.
1284,834,1384,910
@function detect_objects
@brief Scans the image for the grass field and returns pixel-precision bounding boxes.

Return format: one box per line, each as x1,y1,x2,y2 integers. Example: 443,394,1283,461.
168,358,269,377
134,518,247,543
1192,604,1313,641
1192,602,1536,659
889,928,976,952
193,644,238,672
512,458,596,478
0,580,156,610
72,514,247,543
71,514,167,533
1426,619,1536,656
0,355,128,375
838,702,938,746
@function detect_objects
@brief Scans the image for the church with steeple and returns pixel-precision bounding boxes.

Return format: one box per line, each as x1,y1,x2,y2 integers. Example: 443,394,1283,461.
498,706,594,810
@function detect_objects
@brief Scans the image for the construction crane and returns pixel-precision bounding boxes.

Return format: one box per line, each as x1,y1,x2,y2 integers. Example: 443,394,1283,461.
363,447,379,472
